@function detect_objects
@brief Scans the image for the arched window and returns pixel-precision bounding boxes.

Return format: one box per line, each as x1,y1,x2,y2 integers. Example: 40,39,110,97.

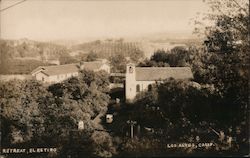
148,84,152,91
136,84,140,92
129,66,133,73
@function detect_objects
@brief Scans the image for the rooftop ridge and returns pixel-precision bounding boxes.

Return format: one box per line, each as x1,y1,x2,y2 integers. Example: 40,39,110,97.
41,63,79,68
135,67,191,69
135,66,193,81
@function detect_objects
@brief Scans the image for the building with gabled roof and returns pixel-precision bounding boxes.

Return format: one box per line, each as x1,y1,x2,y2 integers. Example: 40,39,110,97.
83,61,110,73
31,64,79,83
125,63,193,102
31,61,110,84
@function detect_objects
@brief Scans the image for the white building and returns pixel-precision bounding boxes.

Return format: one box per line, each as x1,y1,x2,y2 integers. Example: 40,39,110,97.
83,61,110,74
125,63,193,102
31,61,110,84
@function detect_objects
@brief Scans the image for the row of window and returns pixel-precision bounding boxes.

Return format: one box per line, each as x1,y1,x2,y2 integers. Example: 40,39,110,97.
40,72,78,82
136,84,152,92
56,73,78,79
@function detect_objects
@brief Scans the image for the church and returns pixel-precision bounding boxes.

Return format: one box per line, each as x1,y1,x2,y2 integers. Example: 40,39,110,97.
125,63,194,102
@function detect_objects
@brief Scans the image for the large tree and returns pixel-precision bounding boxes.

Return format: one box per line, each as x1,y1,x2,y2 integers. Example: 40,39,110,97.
85,51,98,62
138,47,190,67
0,70,116,157
0,40,13,74
193,0,249,118
47,70,115,157
192,0,249,153
109,54,127,73
0,80,48,145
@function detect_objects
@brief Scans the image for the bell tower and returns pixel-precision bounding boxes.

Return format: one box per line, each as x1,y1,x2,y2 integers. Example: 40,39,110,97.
125,63,136,102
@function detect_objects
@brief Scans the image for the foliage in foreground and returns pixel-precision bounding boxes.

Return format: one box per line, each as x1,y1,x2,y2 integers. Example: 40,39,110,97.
0,70,116,158
116,78,248,156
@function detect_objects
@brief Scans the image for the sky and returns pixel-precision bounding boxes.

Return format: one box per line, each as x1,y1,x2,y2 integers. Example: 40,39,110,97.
0,0,208,41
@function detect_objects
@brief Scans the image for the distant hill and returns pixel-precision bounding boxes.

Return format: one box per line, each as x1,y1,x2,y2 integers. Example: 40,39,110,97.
3,39,69,60
1,35,204,74
0,39,70,74
70,39,144,61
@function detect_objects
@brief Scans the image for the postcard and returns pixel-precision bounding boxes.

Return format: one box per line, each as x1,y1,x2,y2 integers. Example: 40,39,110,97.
0,0,249,157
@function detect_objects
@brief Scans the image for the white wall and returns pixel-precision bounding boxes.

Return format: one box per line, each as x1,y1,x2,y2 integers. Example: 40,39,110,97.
99,64,110,73
35,72,79,84
125,63,157,102
126,79,156,102
49,72,79,83
125,63,136,102
135,80,155,92
35,72,48,82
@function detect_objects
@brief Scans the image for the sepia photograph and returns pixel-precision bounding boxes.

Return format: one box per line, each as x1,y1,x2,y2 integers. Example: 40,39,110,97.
0,0,249,157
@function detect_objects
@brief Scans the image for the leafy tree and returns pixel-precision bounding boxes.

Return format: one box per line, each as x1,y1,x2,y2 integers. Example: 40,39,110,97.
86,51,98,62
132,79,217,124
139,47,190,67
169,46,190,67
59,52,78,64
129,48,144,63
113,0,249,156
124,78,242,154
0,40,13,74
118,138,162,157
0,80,48,145
150,49,169,63
191,0,249,153
47,70,116,157
19,42,29,57
0,70,116,157
193,0,249,121
156,79,220,122
109,54,127,73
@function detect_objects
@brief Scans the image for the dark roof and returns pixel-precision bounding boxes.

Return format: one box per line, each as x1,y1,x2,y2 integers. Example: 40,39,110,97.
32,64,79,76
135,67,193,81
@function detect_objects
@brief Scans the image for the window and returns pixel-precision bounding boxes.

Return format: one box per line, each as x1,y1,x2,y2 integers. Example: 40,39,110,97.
129,66,133,73
148,84,152,91
136,84,140,92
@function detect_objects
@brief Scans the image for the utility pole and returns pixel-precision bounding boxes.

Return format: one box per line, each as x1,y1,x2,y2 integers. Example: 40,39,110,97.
127,120,137,139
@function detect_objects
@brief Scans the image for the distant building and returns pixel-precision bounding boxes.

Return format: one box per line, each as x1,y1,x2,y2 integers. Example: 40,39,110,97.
31,64,79,83
83,60,110,73
125,63,193,102
31,61,110,83
46,59,60,65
